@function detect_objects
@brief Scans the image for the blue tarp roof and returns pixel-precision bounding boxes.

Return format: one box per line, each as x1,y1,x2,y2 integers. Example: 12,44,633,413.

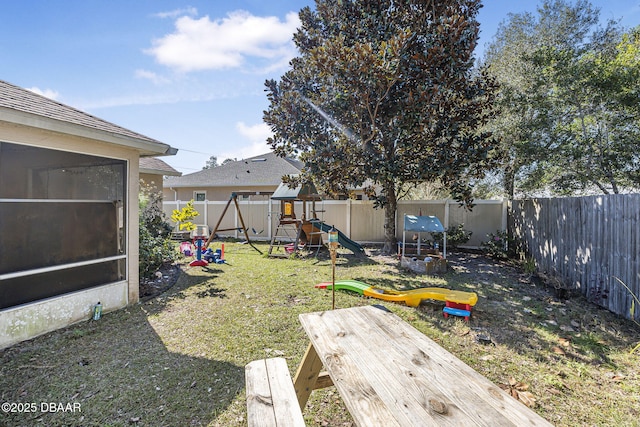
403,215,445,232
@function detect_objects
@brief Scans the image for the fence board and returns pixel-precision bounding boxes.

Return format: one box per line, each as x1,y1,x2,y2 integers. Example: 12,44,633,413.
513,195,640,321
163,199,507,248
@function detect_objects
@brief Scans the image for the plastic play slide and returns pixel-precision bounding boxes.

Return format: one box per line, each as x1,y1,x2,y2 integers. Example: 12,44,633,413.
315,280,477,308
309,220,364,254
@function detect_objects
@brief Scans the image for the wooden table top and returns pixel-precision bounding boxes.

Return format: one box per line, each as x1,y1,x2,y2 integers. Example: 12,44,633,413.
298,305,553,427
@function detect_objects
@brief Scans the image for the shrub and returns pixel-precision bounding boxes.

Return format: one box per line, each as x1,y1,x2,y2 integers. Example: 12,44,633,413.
431,224,472,250
139,183,176,278
171,200,199,231
481,229,516,259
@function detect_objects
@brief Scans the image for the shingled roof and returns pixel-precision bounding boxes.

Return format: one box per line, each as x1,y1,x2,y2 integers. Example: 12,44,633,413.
164,152,303,188
139,157,181,177
0,79,175,156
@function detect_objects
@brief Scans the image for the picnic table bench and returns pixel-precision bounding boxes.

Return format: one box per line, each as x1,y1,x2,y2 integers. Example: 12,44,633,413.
245,357,305,426
246,305,553,426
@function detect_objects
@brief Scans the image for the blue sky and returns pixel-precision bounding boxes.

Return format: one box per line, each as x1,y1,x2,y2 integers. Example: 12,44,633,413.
2,1,638,174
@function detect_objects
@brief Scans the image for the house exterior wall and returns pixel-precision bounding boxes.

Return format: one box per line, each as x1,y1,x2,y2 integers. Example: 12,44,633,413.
162,185,278,202
0,122,141,349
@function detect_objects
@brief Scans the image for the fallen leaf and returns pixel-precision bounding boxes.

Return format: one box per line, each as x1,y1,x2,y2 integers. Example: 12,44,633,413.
456,328,470,336
516,390,537,407
501,378,537,407
552,346,566,355
558,338,571,347
609,373,626,382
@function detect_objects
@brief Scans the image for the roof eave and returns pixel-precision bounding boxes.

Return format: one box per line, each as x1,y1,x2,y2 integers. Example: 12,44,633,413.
141,168,182,177
0,107,176,157
164,182,279,188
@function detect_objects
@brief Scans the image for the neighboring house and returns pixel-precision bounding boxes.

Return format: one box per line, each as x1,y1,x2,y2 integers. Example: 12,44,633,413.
140,157,181,196
0,79,176,349
163,152,303,202
162,152,370,202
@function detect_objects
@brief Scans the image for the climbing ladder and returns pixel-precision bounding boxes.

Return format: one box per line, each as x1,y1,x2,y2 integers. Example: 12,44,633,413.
268,220,303,257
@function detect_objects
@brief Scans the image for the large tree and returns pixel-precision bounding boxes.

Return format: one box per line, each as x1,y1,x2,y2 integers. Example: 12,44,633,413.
483,0,639,197
264,0,498,253
528,24,640,194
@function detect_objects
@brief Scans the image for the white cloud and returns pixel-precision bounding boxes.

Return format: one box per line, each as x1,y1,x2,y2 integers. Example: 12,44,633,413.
154,7,198,19
146,10,300,73
219,121,273,159
236,121,271,142
27,87,60,100
135,69,170,85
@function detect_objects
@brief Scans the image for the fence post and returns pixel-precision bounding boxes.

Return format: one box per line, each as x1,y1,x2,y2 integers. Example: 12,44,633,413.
501,199,508,231
444,199,450,229
347,198,352,237
268,198,273,240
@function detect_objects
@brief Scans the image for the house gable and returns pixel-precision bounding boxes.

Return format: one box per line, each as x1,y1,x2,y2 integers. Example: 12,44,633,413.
164,152,302,201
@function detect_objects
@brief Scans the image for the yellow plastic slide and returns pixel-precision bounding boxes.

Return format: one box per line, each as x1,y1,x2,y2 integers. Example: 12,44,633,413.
362,286,478,308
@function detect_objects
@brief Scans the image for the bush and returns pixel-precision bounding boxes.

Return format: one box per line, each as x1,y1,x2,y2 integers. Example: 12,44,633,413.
139,183,176,278
481,229,516,259
171,200,199,231
431,224,472,250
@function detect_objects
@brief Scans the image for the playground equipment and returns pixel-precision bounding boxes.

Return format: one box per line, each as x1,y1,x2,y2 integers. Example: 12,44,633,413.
268,182,324,256
309,220,364,254
267,181,364,257
400,214,448,274
315,279,477,319
205,192,262,254
190,225,210,267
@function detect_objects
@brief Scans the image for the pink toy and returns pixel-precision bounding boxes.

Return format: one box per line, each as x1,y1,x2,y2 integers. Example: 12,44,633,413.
180,241,193,257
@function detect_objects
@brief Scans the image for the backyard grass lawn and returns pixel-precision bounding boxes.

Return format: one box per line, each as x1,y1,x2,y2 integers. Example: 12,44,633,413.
1,241,639,427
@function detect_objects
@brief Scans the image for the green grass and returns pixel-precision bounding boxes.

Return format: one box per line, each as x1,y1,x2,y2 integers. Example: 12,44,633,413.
1,242,639,426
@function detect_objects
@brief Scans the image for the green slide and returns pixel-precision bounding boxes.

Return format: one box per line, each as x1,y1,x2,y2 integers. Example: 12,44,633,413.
309,220,364,254
314,279,372,294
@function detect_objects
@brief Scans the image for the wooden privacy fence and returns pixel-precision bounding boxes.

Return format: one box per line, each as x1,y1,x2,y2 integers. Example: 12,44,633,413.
512,195,640,321
163,198,507,248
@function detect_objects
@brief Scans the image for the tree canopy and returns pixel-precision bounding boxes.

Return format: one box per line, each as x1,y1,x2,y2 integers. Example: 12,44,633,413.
483,0,640,197
203,155,218,170
264,0,498,252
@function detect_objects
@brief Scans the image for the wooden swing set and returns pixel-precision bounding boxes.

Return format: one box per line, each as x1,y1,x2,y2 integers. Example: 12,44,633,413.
204,192,263,254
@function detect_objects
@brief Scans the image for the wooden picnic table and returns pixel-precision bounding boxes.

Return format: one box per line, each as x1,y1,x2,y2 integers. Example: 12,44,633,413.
294,305,553,426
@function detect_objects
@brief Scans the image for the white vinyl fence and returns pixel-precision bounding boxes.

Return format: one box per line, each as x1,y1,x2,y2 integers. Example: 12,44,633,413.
163,198,507,248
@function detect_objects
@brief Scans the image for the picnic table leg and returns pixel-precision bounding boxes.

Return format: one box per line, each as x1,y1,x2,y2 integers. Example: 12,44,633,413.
293,342,323,409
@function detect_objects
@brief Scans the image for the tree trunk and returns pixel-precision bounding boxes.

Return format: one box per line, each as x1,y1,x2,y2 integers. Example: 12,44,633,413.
504,160,517,200
381,183,398,255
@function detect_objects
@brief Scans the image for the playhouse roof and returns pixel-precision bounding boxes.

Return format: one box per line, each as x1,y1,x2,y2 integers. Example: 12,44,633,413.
271,181,321,200
403,215,445,233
